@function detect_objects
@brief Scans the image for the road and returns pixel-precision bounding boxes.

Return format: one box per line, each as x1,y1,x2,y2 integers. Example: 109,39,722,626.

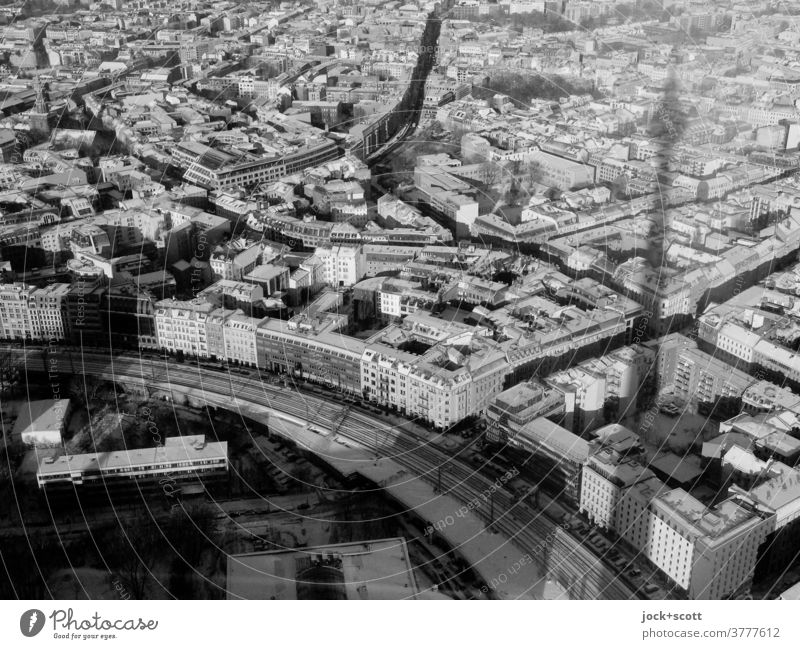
8,345,643,599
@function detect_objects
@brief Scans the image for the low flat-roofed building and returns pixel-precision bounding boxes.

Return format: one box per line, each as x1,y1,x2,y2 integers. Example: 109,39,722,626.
226,538,419,600
486,380,566,440
37,435,228,491
12,399,71,447
755,431,800,466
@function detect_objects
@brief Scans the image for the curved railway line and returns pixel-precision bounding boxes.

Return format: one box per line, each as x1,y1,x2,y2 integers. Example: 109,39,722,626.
11,346,644,599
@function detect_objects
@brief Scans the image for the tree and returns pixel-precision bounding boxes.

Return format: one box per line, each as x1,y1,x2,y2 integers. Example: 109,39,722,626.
103,515,162,599
504,177,522,207
0,349,21,397
480,160,504,186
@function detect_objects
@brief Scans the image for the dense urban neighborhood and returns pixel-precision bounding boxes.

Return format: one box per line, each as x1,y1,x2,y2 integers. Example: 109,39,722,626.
2,0,800,606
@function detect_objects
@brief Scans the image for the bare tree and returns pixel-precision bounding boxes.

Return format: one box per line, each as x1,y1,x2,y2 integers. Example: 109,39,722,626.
104,515,162,599
480,160,504,186
0,349,21,397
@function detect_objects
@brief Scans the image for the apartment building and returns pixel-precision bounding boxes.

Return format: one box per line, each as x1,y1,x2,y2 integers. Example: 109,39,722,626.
223,312,264,367
378,279,437,321
547,344,655,435
180,139,339,191
527,149,595,191
0,282,71,342
672,346,753,407
30,283,70,341
648,490,770,599
580,448,655,529
154,298,215,357
0,283,37,340
210,241,262,281
205,307,237,360
581,448,773,599
256,313,365,394
314,244,364,288
360,338,508,430
362,244,418,276
739,460,800,575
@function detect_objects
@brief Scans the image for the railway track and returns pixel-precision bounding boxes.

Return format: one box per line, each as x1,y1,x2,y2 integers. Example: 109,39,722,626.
12,347,642,599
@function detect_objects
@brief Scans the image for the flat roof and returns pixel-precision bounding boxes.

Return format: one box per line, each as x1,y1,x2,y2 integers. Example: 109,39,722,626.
514,417,589,464
226,538,418,600
722,445,770,475
747,463,800,512
12,399,70,436
655,489,757,542
648,452,704,485
37,435,227,477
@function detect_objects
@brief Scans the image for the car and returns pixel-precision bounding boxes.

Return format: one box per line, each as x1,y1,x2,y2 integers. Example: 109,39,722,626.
643,583,660,594
628,568,642,578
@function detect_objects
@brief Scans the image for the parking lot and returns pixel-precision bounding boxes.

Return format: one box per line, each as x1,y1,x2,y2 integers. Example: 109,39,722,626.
565,515,670,600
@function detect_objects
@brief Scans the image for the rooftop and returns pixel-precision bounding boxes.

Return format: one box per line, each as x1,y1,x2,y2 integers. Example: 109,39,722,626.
12,399,70,437
226,538,418,600
37,435,227,477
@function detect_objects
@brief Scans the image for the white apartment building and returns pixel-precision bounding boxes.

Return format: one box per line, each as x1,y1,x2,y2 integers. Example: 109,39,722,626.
0,283,70,341
649,490,770,599
377,280,434,320
30,283,71,341
580,449,654,529
714,321,760,365
614,475,666,551
0,283,37,340
222,313,263,367
154,298,215,357
210,242,262,281
315,244,364,288
581,450,772,599
360,341,507,429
